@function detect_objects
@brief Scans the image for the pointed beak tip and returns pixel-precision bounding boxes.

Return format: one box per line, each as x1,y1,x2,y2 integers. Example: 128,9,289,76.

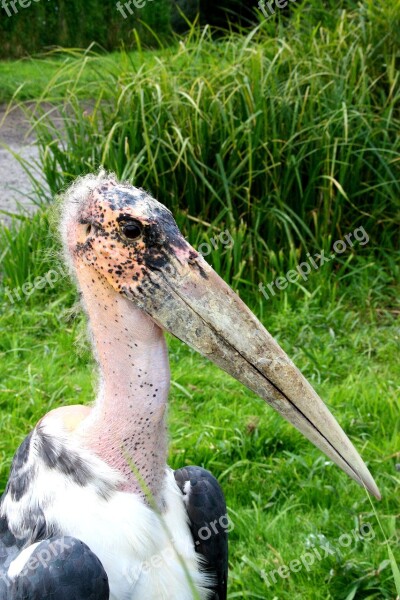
368,482,382,501
358,469,381,500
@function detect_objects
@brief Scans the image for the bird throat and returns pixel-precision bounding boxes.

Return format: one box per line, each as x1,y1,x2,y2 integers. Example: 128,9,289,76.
74,266,170,504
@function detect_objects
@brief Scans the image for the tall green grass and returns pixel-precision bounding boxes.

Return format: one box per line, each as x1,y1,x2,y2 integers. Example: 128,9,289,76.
14,0,399,299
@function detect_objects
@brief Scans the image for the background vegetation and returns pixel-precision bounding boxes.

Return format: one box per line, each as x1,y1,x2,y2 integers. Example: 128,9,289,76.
0,0,173,58
0,0,399,598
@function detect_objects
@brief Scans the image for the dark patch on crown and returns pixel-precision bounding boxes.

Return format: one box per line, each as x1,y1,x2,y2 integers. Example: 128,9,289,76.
106,188,187,250
101,189,188,278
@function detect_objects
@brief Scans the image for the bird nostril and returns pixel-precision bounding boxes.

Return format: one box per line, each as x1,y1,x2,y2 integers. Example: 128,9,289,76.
86,224,92,236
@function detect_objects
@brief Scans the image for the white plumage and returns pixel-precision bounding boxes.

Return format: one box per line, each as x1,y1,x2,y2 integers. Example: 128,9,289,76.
4,418,211,600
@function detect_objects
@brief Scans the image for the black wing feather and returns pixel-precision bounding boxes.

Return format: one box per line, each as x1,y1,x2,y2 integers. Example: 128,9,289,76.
174,466,228,600
2,535,109,600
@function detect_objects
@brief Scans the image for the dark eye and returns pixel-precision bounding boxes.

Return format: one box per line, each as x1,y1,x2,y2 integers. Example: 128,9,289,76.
121,220,142,241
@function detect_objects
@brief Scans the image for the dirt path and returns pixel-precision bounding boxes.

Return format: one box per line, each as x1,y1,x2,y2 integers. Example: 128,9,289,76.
0,104,42,225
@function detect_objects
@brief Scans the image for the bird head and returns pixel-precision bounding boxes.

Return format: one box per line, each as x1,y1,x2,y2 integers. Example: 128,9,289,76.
61,170,380,499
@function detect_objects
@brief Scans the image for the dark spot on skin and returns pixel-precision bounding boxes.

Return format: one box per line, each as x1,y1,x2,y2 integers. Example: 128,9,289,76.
88,188,190,281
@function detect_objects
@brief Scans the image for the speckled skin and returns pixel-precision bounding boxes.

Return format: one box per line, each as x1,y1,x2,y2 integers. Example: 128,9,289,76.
62,176,199,501
73,179,203,298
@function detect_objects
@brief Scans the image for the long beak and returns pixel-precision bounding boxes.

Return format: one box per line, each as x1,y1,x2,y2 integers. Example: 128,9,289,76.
123,249,380,499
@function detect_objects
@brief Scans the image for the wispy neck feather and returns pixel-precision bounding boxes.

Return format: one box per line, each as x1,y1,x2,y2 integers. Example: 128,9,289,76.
74,266,170,505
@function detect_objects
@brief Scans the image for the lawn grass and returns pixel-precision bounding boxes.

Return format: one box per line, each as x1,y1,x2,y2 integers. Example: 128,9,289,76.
0,57,63,104
0,49,166,104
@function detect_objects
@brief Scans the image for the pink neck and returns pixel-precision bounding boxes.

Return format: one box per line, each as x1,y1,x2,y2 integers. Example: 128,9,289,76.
74,267,169,503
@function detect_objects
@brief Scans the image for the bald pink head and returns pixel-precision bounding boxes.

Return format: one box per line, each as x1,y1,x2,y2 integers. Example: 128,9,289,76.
60,171,380,501
61,171,200,308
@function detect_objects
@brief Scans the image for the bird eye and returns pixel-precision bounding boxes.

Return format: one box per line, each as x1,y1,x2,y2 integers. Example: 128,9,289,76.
121,220,142,241
85,224,93,236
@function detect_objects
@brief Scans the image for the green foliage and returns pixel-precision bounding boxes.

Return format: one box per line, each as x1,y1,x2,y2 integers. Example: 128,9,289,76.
0,0,172,58
16,0,399,299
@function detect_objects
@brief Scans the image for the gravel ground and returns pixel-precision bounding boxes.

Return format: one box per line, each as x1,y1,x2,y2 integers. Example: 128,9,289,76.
0,104,43,225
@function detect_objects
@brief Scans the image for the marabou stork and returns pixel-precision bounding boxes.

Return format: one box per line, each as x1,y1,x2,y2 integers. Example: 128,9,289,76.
0,172,380,600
